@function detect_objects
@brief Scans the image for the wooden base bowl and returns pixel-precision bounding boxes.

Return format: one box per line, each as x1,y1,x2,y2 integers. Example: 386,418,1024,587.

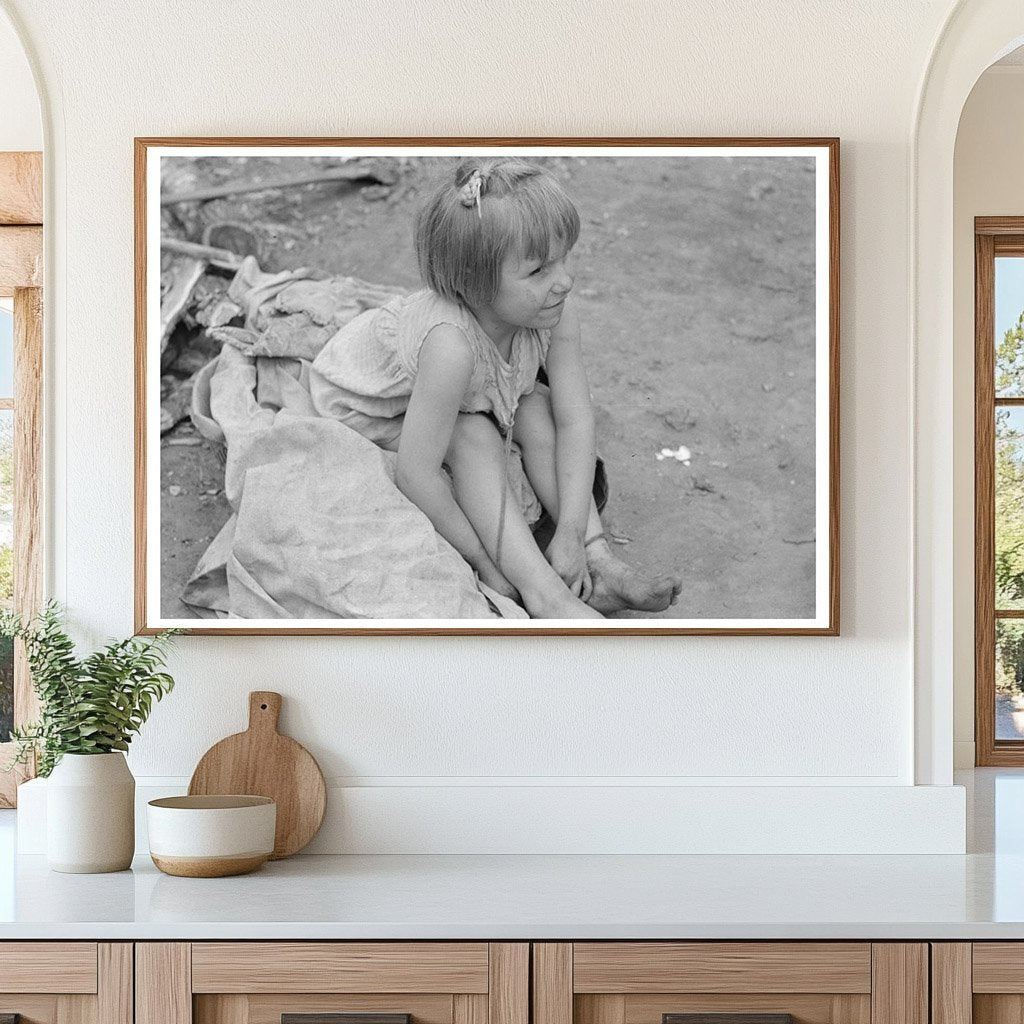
147,795,276,878
150,853,269,878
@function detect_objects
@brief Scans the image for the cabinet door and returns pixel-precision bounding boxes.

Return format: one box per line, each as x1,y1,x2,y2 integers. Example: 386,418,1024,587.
137,943,528,1024
0,943,131,1024
940,943,1024,1024
533,944,927,1024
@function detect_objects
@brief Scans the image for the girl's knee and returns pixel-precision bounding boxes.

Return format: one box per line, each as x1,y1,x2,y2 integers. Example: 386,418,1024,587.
447,412,502,465
515,384,555,449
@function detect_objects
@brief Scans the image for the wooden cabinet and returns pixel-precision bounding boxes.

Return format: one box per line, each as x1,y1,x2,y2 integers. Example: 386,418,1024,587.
532,943,928,1024
0,943,132,1024
0,938,957,1024
932,943,1024,1024
135,944,528,1024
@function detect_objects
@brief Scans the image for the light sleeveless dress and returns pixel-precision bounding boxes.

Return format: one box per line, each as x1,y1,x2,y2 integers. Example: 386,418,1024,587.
309,289,550,447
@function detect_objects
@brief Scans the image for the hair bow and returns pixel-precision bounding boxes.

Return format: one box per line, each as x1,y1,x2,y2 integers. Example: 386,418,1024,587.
459,169,485,219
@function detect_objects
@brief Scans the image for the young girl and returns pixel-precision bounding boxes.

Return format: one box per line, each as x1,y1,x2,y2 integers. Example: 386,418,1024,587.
309,157,682,619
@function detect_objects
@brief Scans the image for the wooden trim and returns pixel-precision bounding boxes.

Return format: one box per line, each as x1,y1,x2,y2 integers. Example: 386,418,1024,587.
968,942,1024,991
488,944,528,1024
870,945,927,1024
974,216,1024,764
0,742,32,807
993,238,1024,255
931,944,972,1024
572,943,871,994
977,217,1024,235
575,996,624,1024
0,942,97,993
453,995,488,1024
98,944,133,1024
137,136,842,148
533,944,572,1024
0,148,43,807
57,991,96,1024
14,286,42,727
133,139,147,635
191,942,489,994
196,994,248,1024
134,136,840,637
828,133,842,637
0,153,42,225
136,943,191,1024
0,226,42,295
976,230,998,765
0,287,43,806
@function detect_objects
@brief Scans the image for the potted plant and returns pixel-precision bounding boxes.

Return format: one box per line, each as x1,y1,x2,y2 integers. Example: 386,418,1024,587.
2,603,179,873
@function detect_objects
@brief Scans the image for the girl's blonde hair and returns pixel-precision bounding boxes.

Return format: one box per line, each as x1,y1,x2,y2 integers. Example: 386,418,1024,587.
415,158,580,307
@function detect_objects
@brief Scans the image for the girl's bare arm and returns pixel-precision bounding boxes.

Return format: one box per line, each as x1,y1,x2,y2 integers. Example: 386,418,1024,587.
395,325,497,576
544,300,597,542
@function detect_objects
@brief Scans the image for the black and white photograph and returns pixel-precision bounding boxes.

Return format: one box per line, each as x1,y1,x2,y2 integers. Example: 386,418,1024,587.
137,140,838,634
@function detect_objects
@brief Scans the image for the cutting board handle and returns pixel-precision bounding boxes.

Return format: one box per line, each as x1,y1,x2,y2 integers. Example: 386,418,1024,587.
248,691,282,734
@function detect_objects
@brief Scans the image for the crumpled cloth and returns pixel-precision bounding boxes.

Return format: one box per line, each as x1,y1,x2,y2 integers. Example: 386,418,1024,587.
181,258,530,621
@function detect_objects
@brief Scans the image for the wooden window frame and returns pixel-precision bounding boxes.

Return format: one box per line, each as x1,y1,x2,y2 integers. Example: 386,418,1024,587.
0,151,43,806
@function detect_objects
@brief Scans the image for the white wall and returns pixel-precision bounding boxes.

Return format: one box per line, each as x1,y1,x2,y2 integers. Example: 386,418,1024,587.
952,66,1024,767
0,0,973,852
0,8,39,152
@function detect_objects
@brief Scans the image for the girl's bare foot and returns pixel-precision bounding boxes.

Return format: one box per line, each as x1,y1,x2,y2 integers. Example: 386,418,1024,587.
586,540,682,615
526,588,605,620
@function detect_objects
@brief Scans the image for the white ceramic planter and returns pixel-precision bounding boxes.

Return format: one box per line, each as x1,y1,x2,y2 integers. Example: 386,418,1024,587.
46,752,135,873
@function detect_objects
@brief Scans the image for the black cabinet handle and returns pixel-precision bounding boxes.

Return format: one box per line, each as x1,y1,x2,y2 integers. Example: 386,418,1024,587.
283,1015,411,1024
664,1015,795,1024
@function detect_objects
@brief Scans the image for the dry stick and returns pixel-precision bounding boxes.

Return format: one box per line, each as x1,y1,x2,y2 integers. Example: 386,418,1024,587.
160,238,402,305
162,237,243,271
160,164,386,206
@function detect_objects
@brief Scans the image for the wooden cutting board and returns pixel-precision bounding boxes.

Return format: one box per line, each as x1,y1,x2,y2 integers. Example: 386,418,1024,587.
188,691,327,859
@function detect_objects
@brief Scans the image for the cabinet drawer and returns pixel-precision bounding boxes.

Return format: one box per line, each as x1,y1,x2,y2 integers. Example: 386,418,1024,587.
534,944,926,1024
0,942,98,993
572,944,871,994
0,943,130,1024
191,943,490,993
139,942,528,1024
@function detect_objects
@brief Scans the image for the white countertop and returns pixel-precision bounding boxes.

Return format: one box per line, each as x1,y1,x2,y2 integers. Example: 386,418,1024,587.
0,848,1021,940
0,768,1021,941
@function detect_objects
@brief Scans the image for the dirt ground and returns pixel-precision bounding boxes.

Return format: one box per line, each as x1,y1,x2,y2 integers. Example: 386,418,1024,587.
160,154,817,620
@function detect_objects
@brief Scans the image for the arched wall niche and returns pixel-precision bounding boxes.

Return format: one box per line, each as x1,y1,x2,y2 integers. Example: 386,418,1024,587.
0,0,1017,809
914,0,1024,785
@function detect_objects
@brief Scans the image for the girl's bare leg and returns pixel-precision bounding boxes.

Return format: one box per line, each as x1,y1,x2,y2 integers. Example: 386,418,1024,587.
446,413,603,619
514,387,683,614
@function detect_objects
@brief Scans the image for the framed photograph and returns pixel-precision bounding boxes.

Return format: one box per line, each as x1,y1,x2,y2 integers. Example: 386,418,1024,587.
135,137,839,635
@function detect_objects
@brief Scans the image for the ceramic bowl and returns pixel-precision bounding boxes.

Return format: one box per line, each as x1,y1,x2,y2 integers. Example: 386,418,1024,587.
147,795,276,877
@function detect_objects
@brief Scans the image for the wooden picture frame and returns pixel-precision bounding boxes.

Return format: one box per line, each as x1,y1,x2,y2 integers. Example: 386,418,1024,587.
136,137,839,636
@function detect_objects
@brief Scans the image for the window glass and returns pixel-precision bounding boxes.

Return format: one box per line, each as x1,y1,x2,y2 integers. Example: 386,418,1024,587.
997,406,1024,610
996,257,1024,397
0,307,12,399
997,620,1024,740
0,407,11,743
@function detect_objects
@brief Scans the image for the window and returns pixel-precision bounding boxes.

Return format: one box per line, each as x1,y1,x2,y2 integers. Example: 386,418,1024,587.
976,218,1024,764
0,302,13,745
0,152,43,806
